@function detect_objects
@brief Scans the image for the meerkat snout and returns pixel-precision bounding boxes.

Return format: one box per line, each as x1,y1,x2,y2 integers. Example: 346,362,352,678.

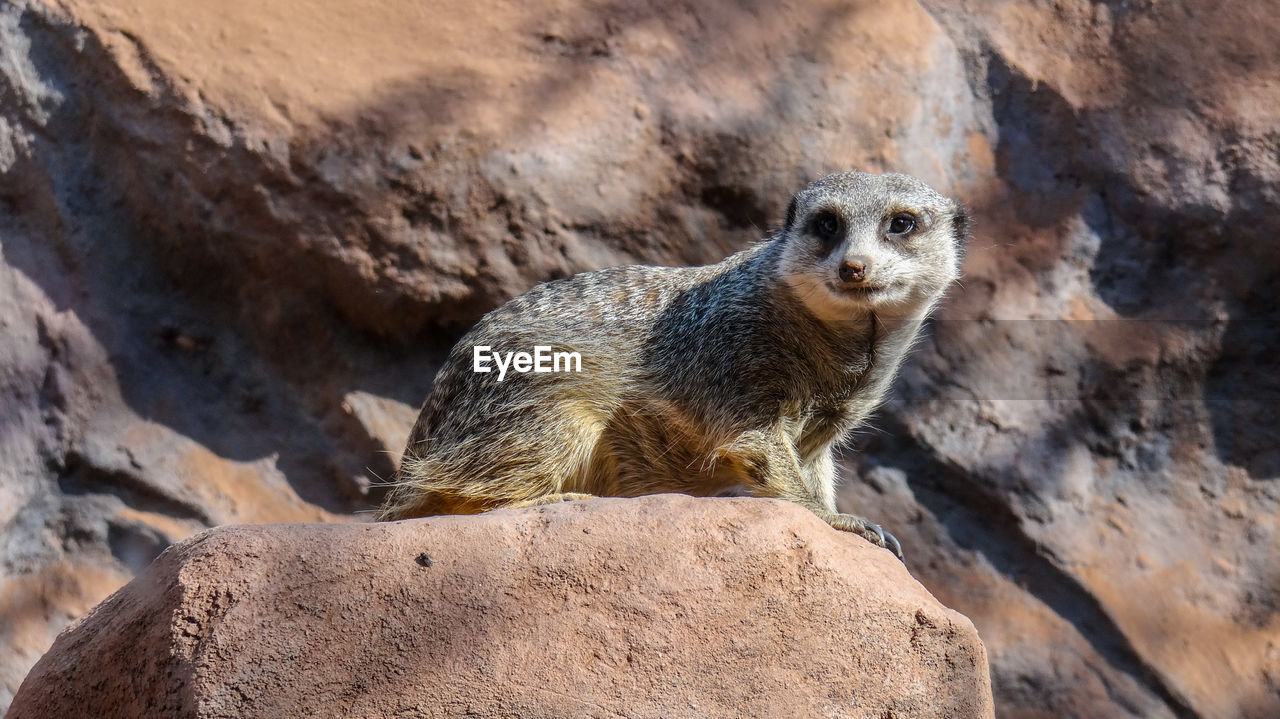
838,257,870,284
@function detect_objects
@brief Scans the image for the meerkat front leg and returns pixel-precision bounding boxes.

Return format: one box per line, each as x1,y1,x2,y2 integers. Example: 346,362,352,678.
799,450,904,560
719,429,904,560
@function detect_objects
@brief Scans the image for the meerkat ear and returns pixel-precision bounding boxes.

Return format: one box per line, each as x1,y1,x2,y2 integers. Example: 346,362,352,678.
784,196,799,231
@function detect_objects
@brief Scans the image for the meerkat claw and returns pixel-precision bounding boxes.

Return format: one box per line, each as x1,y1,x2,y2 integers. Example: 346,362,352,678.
862,521,905,563
883,530,905,563
860,520,887,546
819,512,904,561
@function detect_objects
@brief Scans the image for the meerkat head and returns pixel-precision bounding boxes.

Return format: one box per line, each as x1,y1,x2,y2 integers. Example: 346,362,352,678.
776,171,969,322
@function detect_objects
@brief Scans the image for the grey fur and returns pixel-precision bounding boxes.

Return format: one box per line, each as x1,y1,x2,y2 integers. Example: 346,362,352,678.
380,171,969,558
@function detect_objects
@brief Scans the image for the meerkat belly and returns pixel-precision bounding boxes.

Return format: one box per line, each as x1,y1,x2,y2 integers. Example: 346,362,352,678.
577,399,740,497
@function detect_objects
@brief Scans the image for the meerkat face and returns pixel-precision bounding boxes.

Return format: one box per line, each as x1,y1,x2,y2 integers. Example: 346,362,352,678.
777,171,969,322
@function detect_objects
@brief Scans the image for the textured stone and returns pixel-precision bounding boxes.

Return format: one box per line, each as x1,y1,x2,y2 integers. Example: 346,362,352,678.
9,496,995,719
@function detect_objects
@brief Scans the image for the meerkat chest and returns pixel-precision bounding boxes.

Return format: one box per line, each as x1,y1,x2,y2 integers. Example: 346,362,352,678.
807,401,857,438
778,396,858,451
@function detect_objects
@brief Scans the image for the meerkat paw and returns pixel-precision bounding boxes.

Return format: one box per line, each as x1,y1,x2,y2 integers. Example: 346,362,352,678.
503,492,595,509
817,511,905,562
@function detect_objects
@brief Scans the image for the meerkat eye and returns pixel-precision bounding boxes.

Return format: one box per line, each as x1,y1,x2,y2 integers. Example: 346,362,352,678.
811,211,841,241
887,213,916,235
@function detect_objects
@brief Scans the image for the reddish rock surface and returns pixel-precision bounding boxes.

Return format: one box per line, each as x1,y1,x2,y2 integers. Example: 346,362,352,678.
2,0,1278,716
8,496,995,719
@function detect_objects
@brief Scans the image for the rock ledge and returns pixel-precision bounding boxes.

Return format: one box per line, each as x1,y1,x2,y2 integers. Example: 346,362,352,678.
10,495,994,718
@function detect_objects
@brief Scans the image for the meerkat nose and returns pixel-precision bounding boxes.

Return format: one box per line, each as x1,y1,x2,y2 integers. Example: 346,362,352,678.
839,257,869,283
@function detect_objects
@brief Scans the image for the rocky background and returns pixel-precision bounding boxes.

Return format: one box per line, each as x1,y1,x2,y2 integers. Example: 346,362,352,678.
0,0,1276,717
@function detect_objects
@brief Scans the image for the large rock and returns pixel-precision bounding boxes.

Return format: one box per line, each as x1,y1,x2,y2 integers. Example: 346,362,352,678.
8,496,995,718
2,0,1279,716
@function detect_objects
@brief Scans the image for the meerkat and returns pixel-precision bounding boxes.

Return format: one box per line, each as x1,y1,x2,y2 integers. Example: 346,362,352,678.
379,171,968,559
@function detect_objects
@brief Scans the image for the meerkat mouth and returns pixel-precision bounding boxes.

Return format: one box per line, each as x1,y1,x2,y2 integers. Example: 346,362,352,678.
829,282,889,298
